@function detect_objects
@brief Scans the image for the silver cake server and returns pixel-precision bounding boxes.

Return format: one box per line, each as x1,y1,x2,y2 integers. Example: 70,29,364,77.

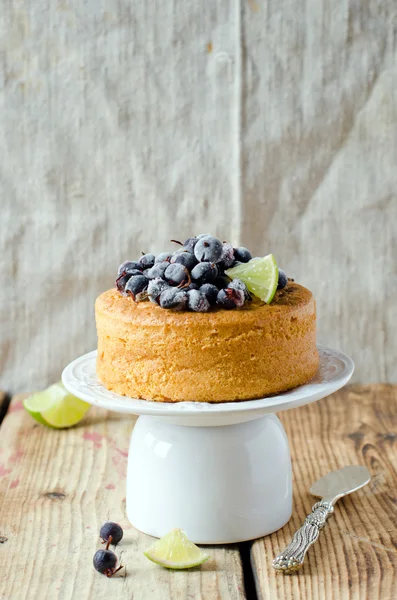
273,465,371,574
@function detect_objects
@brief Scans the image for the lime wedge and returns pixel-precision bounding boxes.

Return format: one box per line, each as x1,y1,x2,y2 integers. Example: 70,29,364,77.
226,253,279,303
144,529,210,570
23,382,90,429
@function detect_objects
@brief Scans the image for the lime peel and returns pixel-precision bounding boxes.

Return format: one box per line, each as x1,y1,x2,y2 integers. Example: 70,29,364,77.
144,528,210,570
226,253,279,303
23,382,90,429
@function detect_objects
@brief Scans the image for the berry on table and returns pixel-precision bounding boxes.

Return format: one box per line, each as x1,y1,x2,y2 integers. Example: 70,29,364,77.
191,262,218,285
139,253,156,269
147,278,170,303
216,288,245,309
93,546,123,577
187,289,210,312
199,283,219,305
100,522,124,546
125,275,149,301
194,236,223,263
233,247,252,263
277,269,288,290
164,263,190,287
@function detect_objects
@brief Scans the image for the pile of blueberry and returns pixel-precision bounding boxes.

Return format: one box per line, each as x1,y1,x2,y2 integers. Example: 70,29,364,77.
116,234,286,312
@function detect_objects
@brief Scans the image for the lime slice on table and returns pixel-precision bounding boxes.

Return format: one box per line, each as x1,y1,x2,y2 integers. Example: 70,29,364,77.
226,253,279,303
144,529,210,570
23,382,90,429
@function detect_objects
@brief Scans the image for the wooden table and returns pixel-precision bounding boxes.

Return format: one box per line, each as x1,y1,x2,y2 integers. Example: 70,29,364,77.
0,385,396,599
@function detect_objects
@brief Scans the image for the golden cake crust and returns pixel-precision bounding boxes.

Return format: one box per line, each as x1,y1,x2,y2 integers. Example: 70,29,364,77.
95,283,319,402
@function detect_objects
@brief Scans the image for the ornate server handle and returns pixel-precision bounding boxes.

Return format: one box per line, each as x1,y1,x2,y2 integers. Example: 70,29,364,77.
272,501,334,574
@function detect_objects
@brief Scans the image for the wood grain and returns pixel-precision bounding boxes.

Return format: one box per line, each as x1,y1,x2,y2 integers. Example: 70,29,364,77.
1,1,396,394
251,384,397,600
0,395,245,600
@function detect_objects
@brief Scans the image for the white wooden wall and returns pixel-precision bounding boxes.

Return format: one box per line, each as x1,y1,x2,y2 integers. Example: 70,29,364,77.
1,1,396,392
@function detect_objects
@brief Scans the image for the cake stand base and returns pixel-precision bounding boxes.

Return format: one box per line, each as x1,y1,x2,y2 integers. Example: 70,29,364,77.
62,345,354,544
126,414,292,544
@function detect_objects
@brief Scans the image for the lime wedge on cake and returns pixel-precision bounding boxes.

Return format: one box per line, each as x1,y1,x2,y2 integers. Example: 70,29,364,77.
226,253,279,303
23,382,90,429
144,529,210,570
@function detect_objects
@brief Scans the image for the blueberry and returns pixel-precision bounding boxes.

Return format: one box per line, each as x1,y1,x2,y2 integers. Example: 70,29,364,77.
118,260,142,275
147,262,168,280
93,548,123,577
147,278,170,303
214,275,232,290
155,252,172,264
194,236,223,263
125,275,149,301
115,273,132,295
191,262,218,285
159,287,188,310
186,282,200,291
218,243,235,269
277,269,288,290
139,253,156,269
100,522,124,546
187,290,210,312
93,549,117,576
200,283,219,305
217,288,245,309
233,247,252,263
183,237,198,253
164,263,190,286
227,278,251,301
171,251,198,270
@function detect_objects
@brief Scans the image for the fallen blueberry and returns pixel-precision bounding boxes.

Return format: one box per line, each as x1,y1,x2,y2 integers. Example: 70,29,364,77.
100,522,124,546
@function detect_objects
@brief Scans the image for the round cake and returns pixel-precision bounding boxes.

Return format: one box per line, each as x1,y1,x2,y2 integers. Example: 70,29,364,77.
95,283,318,402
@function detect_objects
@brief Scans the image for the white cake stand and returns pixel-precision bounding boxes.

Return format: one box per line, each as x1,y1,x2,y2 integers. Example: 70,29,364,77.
62,345,353,544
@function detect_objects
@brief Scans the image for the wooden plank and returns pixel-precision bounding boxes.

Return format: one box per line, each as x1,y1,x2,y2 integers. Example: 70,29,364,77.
251,384,397,600
0,395,246,600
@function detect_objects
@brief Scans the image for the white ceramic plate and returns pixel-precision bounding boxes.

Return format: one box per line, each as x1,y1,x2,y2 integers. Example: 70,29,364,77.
62,345,354,424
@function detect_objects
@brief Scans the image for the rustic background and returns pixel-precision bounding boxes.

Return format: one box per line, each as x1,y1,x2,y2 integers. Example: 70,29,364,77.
1,1,396,393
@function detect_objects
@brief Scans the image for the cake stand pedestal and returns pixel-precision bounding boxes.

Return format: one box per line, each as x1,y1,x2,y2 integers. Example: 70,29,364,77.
62,345,354,544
